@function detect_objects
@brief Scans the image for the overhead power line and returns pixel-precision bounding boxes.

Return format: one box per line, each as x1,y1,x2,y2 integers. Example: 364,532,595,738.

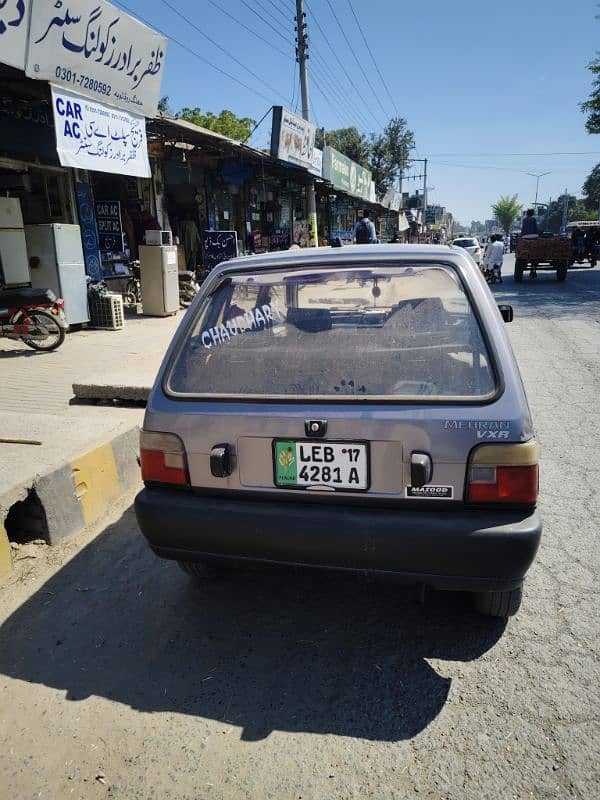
323,0,389,123
158,0,288,104
113,0,276,106
346,0,399,117
260,0,294,26
426,151,600,157
240,0,293,44
205,0,290,59
304,0,382,130
430,161,573,175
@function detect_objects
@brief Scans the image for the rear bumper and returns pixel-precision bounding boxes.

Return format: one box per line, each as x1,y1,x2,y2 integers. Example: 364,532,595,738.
135,488,542,592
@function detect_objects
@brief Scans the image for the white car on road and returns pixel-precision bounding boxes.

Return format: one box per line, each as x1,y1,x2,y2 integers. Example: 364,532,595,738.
452,237,482,265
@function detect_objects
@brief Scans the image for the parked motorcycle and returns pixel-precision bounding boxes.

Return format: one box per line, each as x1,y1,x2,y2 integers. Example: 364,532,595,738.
0,286,67,351
178,270,200,308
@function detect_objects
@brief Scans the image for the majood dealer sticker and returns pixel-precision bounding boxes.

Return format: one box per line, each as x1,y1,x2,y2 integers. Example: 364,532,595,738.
406,485,453,499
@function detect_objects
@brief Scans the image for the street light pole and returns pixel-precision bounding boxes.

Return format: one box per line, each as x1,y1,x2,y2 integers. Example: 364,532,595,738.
295,0,318,247
526,171,552,208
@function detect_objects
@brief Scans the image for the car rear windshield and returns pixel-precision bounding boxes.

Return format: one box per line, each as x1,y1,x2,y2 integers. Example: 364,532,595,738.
454,239,477,248
167,263,496,400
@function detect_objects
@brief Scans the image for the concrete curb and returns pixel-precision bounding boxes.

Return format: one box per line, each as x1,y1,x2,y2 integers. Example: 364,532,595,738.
0,426,141,583
0,522,11,582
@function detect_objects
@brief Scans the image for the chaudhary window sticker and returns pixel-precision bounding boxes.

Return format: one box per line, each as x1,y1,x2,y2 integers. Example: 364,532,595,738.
406,485,453,499
199,301,284,349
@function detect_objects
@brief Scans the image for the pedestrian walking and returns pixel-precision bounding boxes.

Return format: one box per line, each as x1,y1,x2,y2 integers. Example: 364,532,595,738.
489,234,504,283
353,210,378,244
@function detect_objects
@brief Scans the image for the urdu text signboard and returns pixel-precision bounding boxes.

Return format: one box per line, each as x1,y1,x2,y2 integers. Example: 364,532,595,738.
27,0,167,117
270,106,317,172
322,146,373,203
51,85,151,177
0,0,31,69
202,230,238,271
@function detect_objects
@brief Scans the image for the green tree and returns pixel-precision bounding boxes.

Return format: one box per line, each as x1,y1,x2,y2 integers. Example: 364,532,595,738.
315,127,370,167
369,117,414,197
157,95,172,115
317,117,414,198
542,194,596,233
582,163,600,210
178,107,255,141
492,195,522,235
581,56,600,134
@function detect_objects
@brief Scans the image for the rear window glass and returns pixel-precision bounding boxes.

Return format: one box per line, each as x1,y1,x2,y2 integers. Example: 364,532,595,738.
167,264,496,400
453,239,476,247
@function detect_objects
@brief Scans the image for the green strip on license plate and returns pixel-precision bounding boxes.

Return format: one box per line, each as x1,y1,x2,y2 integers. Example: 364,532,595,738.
275,440,298,485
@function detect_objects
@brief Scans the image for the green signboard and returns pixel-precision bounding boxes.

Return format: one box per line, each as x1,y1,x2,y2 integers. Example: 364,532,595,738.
322,146,373,202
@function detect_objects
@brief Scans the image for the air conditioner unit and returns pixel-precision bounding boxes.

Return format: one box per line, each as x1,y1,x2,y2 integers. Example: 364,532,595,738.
145,229,173,246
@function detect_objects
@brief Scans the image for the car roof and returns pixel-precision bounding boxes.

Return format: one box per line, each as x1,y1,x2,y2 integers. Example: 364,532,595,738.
211,244,461,275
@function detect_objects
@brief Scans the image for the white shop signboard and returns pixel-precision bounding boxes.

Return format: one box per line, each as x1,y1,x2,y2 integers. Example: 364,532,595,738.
51,85,151,177
0,0,31,69
270,106,317,172
27,0,167,117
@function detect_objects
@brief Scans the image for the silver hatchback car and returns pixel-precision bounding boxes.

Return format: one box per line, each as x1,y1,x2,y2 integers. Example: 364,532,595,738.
135,244,541,617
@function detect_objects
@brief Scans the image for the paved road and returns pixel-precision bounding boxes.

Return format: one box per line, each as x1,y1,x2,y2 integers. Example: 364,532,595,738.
1,255,599,799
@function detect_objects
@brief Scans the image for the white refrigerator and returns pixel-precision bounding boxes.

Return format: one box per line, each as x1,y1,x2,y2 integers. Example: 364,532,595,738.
139,245,179,316
0,197,30,286
25,224,89,325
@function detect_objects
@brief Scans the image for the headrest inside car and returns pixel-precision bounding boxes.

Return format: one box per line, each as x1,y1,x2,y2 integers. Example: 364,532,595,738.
287,308,333,332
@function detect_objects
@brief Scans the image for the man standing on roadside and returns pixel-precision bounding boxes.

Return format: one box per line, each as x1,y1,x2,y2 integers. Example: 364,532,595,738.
354,209,378,244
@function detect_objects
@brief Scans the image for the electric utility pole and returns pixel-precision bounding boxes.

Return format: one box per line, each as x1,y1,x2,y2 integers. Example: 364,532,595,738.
295,0,318,246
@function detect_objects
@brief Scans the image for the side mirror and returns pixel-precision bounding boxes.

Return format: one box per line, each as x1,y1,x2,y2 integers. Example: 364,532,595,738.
498,304,513,323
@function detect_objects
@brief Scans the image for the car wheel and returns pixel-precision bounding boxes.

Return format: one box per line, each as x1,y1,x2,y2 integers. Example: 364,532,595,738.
473,586,523,617
556,261,568,282
177,559,225,580
514,259,525,282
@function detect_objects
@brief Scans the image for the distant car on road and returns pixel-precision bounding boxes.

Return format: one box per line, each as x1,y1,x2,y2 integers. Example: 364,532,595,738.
452,236,482,265
135,244,541,618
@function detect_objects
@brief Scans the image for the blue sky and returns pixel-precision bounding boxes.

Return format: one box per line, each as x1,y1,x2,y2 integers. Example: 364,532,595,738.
116,0,600,223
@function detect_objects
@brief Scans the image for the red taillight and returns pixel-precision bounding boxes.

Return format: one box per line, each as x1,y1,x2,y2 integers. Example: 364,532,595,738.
467,465,538,504
466,441,539,505
55,299,65,311
140,431,189,486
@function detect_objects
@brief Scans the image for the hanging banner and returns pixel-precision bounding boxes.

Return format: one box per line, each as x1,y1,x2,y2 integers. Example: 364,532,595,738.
0,0,31,69
27,0,167,117
322,146,373,202
51,85,151,177
270,106,317,172
309,146,323,178
382,188,402,211
74,182,102,280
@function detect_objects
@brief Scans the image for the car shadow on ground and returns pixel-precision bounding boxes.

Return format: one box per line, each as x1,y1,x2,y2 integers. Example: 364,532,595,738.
0,506,505,743
0,347,54,357
492,265,600,320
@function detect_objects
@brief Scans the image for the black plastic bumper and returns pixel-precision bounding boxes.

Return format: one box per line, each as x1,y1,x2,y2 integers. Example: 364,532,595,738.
135,488,542,592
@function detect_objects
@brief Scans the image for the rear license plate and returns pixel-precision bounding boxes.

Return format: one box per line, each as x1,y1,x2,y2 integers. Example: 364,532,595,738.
273,440,369,491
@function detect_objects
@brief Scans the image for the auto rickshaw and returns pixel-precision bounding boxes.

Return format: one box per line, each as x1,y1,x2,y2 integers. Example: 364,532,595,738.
566,221,600,267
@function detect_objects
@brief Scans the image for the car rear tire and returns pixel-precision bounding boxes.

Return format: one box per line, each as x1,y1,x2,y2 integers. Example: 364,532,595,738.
514,259,525,282
473,586,523,617
178,559,223,579
177,559,242,579
556,261,568,282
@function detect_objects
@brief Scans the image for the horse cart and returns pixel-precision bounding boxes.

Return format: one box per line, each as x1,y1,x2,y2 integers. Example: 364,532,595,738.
513,236,571,282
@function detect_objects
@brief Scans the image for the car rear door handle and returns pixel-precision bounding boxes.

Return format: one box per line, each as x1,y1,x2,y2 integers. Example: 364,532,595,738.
410,452,433,488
